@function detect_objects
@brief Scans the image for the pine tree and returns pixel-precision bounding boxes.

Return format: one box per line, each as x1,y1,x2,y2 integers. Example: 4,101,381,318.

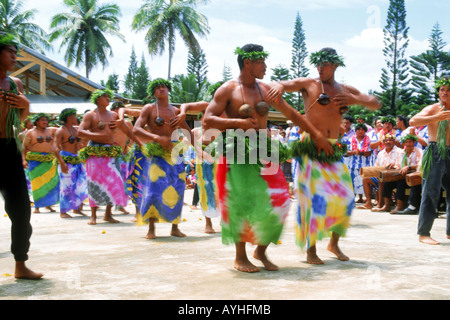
124,47,138,98
222,63,233,82
377,0,411,115
134,54,151,100
410,23,450,105
271,64,295,108
290,12,308,111
104,73,120,92
187,49,209,101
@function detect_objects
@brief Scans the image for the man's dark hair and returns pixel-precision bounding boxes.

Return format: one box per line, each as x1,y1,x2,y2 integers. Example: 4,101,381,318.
343,115,354,123
237,43,264,70
396,115,409,128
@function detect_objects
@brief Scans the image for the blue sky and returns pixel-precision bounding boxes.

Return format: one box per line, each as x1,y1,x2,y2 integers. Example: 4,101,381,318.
24,0,450,94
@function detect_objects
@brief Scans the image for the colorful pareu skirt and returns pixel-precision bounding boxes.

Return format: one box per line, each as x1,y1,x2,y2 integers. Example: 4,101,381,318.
291,134,354,250
196,159,219,218
57,151,88,213
216,157,290,246
126,145,148,210
26,151,60,208
137,152,186,225
84,143,127,208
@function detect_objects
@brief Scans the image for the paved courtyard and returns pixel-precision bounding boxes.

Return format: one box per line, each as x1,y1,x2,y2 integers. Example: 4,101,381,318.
1,188,449,301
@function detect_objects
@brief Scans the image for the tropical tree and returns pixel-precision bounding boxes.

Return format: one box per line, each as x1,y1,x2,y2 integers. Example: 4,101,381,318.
49,0,125,79
376,0,411,115
0,0,50,53
410,23,450,105
222,63,232,82
271,64,295,108
290,12,308,111
132,0,210,79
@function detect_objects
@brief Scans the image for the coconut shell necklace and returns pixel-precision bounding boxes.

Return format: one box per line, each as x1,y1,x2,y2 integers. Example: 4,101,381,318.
238,81,270,118
308,81,349,115
154,102,176,126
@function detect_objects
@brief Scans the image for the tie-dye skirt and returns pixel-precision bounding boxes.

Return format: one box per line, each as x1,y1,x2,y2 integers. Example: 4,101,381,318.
196,160,219,218
27,152,60,208
58,151,88,213
216,158,290,246
137,154,186,225
293,153,355,250
85,150,127,208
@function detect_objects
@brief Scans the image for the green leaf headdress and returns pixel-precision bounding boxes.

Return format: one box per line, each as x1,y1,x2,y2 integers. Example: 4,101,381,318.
0,32,19,50
400,134,418,143
59,108,77,124
147,78,172,97
434,77,450,94
381,116,396,125
310,48,345,67
90,89,114,104
31,113,51,125
234,46,269,61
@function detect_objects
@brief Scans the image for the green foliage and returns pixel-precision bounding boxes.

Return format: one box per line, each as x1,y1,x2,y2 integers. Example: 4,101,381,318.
49,0,125,78
290,12,308,111
132,0,210,79
0,0,51,53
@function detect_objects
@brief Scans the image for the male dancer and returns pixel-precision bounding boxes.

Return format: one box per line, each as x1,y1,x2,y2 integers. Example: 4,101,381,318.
204,44,332,273
268,47,381,264
78,89,127,225
23,113,59,213
133,78,194,239
54,108,88,218
0,32,43,279
176,82,223,233
410,77,450,245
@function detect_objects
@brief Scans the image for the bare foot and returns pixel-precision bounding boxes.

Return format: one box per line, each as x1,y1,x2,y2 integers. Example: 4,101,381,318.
33,208,40,213
72,210,86,216
145,230,156,239
204,218,216,234
117,206,129,214
356,203,372,210
253,250,278,271
60,212,72,218
46,206,56,212
419,235,440,245
234,258,260,273
447,235,450,240
171,225,186,237
328,242,349,261
306,247,324,265
14,262,43,280
88,216,96,225
103,215,120,223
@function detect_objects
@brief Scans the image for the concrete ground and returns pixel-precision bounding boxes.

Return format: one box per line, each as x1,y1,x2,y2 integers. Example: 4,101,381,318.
1,188,449,301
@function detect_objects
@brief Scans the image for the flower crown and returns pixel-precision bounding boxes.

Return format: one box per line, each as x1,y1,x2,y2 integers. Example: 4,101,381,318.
234,47,269,61
381,133,396,142
310,49,345,67
435,77,450,93
147,78,172,97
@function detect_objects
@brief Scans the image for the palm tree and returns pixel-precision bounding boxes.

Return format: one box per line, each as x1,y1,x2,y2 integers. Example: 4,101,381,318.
0,0,51,53
132,0,210,79
49,0,125,78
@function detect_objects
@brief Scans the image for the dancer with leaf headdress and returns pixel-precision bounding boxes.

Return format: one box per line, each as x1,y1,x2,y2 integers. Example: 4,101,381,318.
0,32,43,279
410,77,450,245
78,89,127,225
204,44,332,273
268,47,381,264
133,78,194,239
54,108,88,218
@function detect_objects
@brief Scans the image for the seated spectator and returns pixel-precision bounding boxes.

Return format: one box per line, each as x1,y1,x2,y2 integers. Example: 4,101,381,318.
357,134,400,210
375,134,423,214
